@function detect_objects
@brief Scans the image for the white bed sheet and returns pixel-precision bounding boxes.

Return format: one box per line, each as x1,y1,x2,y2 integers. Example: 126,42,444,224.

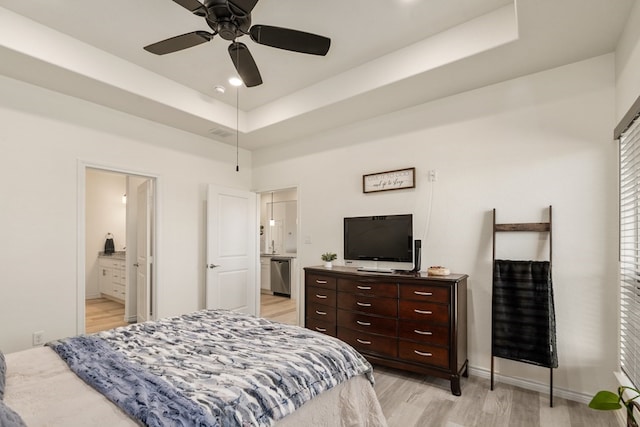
5,346,388,427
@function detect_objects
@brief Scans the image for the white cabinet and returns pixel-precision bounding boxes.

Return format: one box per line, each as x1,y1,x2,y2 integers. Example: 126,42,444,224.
98,256,126,302
260,256,271,291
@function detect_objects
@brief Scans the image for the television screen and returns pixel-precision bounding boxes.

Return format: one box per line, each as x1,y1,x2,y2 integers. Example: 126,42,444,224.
344,214,413,262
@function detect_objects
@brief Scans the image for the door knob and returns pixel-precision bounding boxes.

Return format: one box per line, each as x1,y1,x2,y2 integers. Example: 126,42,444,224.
133,263,140,267
208,264,220,269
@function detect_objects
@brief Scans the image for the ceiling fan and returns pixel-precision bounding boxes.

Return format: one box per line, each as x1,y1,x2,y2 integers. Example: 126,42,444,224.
144,0,331,87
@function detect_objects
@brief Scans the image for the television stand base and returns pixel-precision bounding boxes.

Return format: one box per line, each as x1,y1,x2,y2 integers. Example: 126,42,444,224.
357,267,394,273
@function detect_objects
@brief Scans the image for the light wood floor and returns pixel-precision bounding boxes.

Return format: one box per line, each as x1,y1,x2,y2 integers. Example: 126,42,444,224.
85,295,619,426
86,294,297,334
373,366,620,427
85,298,129,334
260,292,297,324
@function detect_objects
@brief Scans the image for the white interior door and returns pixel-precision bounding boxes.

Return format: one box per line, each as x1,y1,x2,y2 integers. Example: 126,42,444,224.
136,180,152,322
206,185,258,315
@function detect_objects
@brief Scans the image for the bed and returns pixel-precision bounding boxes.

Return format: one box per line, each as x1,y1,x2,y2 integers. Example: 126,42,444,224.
1,309,387,426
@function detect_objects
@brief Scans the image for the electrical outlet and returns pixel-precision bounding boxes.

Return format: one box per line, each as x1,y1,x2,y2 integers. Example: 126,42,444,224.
428,170,438,182
32,331,44,346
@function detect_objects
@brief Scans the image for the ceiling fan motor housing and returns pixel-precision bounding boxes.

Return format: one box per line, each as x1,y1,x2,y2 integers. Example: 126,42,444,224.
205,0,251,41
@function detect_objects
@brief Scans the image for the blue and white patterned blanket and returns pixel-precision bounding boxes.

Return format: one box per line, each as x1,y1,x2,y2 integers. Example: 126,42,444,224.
48,309,373,427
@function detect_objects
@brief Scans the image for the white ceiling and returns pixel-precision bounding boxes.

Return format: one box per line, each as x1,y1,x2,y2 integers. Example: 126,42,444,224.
0,0,634,150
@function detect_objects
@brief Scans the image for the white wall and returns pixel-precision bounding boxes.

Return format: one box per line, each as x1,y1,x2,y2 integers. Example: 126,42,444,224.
0,75,251,353
252,55,618,398
615,0,640,121
85,169,127,299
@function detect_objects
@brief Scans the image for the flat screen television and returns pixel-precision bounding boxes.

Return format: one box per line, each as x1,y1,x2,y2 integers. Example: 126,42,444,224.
344,214,413,272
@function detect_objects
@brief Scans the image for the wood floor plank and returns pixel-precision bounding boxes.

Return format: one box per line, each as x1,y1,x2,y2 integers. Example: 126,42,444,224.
260,293,297,325
448,376,490,427
508,387,541,427
539,399,572,427
416,398,456,426
85,298,129,334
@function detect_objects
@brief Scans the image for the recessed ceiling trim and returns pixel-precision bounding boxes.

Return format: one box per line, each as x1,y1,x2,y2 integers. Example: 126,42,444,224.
0,6,241,130
247,4,518,133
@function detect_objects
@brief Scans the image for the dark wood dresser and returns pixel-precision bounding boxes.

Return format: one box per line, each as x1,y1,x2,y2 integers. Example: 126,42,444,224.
304,266,468,396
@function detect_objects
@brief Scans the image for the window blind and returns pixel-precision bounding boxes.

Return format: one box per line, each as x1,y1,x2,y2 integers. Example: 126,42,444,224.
620,115,640,387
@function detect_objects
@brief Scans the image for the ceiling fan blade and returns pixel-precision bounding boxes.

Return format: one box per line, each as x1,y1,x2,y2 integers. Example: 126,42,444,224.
249,25,330,56
144,31,213,55
173,0,207,16
228,42,263,87
228,0,259,16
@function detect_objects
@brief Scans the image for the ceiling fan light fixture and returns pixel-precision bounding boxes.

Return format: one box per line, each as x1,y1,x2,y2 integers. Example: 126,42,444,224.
229,76,243,87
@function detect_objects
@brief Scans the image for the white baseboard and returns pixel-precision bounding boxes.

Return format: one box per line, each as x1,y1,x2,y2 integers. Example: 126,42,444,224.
468,366,593,405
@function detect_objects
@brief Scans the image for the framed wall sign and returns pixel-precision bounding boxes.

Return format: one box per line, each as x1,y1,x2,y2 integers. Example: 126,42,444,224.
363,167,415,193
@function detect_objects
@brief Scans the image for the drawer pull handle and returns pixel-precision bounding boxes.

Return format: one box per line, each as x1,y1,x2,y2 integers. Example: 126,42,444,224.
357,320,371,326
315,294,328,299
315,310,327,316
414,291,433,296
357,302,372,307
357,339,372,345
315,327,327,332
414,350,433,357
414,309,432,315
414,329,433,335
316,280,328,284
357,285,372,290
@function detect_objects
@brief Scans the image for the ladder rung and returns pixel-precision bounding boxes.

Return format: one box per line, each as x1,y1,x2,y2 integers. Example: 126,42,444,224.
494,222,551,232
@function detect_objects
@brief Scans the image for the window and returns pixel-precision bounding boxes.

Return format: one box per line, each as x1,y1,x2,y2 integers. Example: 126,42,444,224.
620,111,640,386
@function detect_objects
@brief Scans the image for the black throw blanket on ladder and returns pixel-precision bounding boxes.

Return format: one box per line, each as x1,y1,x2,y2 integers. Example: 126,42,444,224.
492,260,558,368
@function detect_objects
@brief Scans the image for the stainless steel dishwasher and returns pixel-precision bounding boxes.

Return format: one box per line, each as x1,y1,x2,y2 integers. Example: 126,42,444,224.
270,257,291,297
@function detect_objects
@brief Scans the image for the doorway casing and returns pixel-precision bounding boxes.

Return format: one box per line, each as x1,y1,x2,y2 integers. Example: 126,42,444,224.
76,161,159,334
256,185,302,325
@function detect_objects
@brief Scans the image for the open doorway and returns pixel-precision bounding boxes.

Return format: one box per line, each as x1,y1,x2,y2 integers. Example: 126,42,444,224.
84,168,156,333
258,187,299,325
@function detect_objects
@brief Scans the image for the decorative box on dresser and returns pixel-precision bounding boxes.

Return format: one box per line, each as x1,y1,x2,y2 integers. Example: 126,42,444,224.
304,266,468,396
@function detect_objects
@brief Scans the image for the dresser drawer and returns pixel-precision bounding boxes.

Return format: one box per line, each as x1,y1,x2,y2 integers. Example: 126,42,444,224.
306,285,336,307
306,301,336,323
337,309,397,337
399,341,449,369
306,318,336,337
338,328,397,358
338,292,398,317
399,300,449,323
307,274,337,290
399,284,449,303
398,320,449,346
338,279,397,298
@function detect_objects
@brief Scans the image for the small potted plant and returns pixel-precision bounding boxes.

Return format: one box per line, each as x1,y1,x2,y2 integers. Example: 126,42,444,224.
321,252,337,268
589,386,640,427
